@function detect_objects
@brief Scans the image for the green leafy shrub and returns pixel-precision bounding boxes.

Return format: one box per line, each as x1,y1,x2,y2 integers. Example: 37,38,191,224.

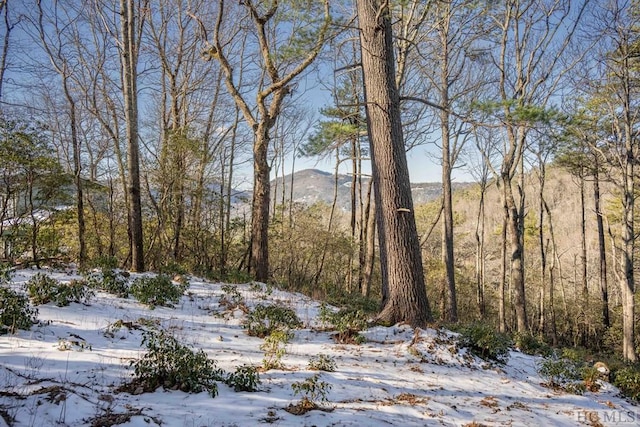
539,356,581,389
242,304,302,338
537,350,600,394
25,273,59,305
0,287,38,334
91,255,119,270
613,366,640,401
291,373,332,408
225,365,261,392
128,330,223,396
319,305,368,344
459,322,511,363
26,274,93,306
308,354,337,372
158,261,187,277
260,329,291,370
85,268,129,298
514,332,552,357
0,262,13,283
130,275,187,308
56,279,94,306
582,366,601,392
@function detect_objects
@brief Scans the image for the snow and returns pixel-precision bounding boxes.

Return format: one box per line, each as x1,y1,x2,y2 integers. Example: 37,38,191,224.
1,267,638,427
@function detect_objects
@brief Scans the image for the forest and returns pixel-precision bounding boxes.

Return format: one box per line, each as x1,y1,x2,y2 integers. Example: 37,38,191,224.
1,0,639,372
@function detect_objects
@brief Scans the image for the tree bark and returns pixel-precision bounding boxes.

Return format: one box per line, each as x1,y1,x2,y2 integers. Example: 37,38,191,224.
356,0,431,327
121,0,145,272
593,166,609,328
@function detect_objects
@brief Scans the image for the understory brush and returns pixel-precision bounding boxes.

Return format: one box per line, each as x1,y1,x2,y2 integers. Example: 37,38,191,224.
85,268,129,298
538,348,608,394
26,273,93,306
318,303,368,344
0,286,38,334
612,365,640,402
123,329,261,397
129,274,188,308
124,329,224,396
242,303,302,338
456,322,511,364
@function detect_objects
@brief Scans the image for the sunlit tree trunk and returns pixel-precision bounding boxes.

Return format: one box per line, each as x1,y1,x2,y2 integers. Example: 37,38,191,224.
120,0,146,272
356,0,431,326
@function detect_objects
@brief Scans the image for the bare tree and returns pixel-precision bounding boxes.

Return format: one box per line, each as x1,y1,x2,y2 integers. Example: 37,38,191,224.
120,0,146,271
0,0,17,101
32,0,87,269
482,0,588,333
203,0,332,282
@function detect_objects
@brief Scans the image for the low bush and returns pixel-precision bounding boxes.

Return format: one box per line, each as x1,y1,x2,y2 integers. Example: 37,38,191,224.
537,349,607,395
130,275,187,308
0,287,38,334
514,332,552,357
0,262,13,282
308,354,337,372
242,304,301,338
538,354,583,393
225,364,261,392
260,329,291,370
318,304,368,344
291,373,332,409
127,330,223,396
26,273,93,307
219,284,245,309
613,366,640,401
25,273,59,305
459,322,511,363
85,268,129,298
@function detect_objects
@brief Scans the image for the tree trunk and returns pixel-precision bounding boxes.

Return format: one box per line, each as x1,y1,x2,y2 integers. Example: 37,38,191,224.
502,167,528,333
499,211,507,333
593,166,609,328
579,170,588,346
121,0,145,272
475,178,487,319
442,144,457,322
537,165,546,336
250,122,271,282
0,1,12,101
361,179,375,298
356,0,431,327
621,126,637,362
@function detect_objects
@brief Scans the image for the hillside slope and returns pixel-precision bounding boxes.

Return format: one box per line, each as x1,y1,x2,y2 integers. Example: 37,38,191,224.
0,268,635,426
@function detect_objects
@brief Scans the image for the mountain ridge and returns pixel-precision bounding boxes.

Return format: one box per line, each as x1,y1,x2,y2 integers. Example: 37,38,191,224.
270,168,472,209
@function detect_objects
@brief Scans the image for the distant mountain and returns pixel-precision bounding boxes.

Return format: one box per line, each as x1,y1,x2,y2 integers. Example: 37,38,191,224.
270,169,471,209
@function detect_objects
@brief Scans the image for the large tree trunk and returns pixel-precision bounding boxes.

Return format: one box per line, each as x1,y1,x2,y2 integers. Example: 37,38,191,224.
356,0,431,327
121,0,145,272
250,122,271,282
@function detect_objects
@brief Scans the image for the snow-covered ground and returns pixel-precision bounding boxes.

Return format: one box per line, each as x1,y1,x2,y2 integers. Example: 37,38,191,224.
1,267,637,426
